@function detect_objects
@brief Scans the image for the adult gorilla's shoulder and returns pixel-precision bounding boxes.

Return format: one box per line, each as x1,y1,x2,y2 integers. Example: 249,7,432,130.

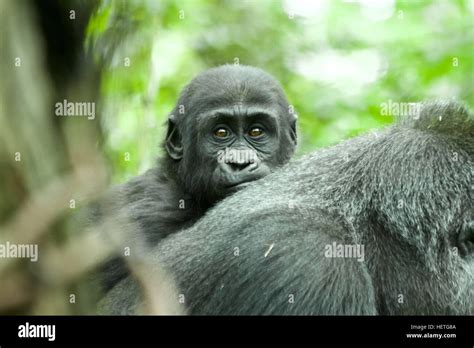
102,100,474,315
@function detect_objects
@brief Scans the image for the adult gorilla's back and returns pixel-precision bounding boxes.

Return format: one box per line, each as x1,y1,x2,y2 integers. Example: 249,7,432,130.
104,101,473,315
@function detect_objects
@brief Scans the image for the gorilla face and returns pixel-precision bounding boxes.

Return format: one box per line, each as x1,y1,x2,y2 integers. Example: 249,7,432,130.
196,107,282,200
165,65,297,206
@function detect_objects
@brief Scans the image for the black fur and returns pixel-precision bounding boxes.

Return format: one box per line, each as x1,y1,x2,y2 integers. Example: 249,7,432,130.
100,100,473,315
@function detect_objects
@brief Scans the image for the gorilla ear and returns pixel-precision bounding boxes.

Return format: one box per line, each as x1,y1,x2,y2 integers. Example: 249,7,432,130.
165,114,183,160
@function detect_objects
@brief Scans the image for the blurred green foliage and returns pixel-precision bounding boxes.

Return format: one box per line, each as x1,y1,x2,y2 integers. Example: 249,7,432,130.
86,0,474,183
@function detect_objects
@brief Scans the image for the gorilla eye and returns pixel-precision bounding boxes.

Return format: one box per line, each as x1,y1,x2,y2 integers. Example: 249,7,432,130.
214,128,230,138
248,127,264,138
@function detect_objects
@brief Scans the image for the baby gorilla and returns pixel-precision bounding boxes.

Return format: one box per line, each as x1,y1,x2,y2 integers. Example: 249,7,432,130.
97,65,297,291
